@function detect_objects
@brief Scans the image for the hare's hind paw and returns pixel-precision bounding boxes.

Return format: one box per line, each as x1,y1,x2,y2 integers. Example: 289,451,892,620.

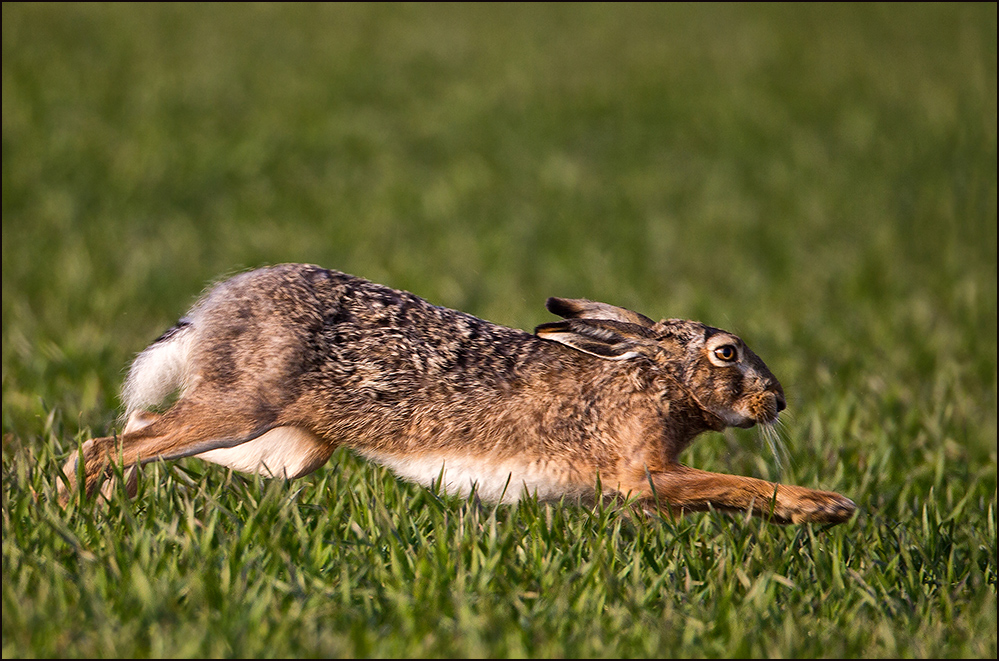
57,436,125,505
58,439,96,505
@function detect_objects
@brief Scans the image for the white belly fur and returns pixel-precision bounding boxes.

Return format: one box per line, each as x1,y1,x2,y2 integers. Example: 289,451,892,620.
360,451,582,504
196,427,328,479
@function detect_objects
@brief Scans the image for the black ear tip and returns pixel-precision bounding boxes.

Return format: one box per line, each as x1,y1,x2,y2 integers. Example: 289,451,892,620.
546,297,577,317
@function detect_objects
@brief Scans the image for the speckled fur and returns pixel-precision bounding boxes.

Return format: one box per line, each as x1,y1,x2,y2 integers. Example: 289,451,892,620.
58,264,856,524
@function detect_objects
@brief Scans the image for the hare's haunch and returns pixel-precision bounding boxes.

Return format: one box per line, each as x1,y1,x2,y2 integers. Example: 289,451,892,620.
59,264,856,524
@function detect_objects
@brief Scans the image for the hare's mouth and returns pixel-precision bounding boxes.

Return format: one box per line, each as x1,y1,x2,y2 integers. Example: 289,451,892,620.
711,408,758,429
732,414,759,429
699,392,783,430
721,394,782,428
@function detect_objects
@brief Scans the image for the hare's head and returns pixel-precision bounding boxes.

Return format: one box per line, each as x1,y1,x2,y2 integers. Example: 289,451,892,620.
536,298,786,431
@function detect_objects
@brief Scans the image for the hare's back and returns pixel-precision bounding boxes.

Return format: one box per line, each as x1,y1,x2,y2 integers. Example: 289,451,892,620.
187,264,542,389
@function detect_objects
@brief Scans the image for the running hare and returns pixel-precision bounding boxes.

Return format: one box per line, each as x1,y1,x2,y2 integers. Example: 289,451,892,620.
59,264,856,524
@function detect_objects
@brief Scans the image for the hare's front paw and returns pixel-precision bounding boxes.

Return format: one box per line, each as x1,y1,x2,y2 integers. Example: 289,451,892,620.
789,490,857,524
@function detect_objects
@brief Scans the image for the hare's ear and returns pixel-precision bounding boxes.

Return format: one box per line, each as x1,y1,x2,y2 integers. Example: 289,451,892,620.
546,297,655,328
535,318,658,361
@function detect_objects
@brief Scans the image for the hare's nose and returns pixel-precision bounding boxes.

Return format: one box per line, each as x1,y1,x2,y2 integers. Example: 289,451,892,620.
766,380,786,412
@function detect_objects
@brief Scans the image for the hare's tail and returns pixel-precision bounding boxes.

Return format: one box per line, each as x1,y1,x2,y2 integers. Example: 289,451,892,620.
121,319,197,420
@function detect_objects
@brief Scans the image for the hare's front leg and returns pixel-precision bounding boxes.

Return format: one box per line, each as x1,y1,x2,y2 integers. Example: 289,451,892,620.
645,465,856,524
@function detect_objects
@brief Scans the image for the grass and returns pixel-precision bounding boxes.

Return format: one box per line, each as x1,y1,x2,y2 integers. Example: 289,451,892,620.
3,3,996,657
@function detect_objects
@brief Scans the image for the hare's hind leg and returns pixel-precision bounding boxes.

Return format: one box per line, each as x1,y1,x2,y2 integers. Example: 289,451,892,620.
58,398,334,505
643,465,856,524
57,410,168,503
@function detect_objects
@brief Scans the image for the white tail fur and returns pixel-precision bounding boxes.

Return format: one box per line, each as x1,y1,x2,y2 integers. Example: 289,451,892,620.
121,322,196,419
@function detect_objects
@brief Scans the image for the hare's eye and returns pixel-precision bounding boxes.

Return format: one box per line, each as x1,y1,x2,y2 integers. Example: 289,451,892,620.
713,345,738,363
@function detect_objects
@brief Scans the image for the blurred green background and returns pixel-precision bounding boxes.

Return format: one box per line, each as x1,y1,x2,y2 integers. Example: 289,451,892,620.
3,3,996,448
2,3,996,657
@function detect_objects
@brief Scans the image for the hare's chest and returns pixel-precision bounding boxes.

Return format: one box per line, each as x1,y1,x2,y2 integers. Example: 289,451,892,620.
359,451,587,504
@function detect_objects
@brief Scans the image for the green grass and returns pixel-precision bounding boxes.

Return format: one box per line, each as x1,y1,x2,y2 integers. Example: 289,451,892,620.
3,3,996,657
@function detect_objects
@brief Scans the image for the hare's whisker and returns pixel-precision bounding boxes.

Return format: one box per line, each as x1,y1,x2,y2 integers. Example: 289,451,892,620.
759,421,791,478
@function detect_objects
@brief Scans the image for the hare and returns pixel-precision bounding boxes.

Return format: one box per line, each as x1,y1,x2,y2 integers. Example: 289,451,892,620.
58,263,856,524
